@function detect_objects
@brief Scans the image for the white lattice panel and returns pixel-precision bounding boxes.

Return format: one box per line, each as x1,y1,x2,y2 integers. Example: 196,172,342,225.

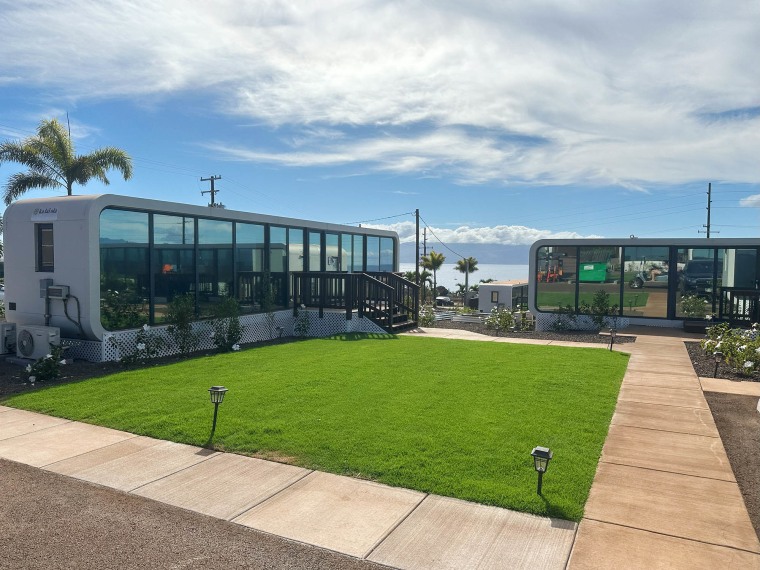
68,310,388,362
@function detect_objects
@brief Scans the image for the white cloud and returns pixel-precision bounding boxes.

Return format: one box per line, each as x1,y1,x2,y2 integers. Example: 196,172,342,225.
363,220,601,245
739,194,760,208
1,1,758,186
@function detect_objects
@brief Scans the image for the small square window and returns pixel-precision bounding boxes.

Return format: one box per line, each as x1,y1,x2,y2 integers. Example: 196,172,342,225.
36,223,54,272
491,290,499,303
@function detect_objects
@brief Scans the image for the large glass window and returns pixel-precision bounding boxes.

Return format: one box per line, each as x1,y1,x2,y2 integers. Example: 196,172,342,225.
100,209,150,329
366,236,380,272
622,246,669,318
235,223,265,314
289,228,304,272
270,227,287,273
269,226,288,308
578,246,621,319
198,219,233,316
154,214,194,245
536,246,577,312
236,223,265,273
352,235,364,272
341,234,352,272
153,215,196,322
380,237,394,271
325,233,340,271
309,231,321,272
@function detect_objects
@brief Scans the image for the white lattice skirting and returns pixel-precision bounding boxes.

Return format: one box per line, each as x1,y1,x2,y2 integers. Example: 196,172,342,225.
63,310,388,362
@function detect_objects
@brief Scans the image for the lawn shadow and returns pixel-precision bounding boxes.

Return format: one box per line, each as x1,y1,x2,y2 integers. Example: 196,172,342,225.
324,333,398,341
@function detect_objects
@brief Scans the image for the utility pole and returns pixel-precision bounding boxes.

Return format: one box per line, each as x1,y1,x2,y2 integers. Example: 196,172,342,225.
415,209,420,285
201,175,222,206
699,182,718,238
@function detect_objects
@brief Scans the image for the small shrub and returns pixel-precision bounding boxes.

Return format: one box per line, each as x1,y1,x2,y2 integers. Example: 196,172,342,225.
26,344,67,383
210,297,243,352
418,305,435,327
701,322,760,375
294,305,312,337
100,289,144,330
579,290,619,330
166,293,200,355
680,294,708,318
485,307,515,334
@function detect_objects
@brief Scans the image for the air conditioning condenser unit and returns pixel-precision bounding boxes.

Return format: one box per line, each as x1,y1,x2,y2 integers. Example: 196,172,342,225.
16,326,61,360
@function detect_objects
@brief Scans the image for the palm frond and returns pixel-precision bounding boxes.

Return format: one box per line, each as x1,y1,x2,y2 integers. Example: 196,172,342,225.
3,171,62,206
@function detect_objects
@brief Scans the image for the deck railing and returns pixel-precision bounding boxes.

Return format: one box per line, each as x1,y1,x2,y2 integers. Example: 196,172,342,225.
291,272,419,331
718,287,760,326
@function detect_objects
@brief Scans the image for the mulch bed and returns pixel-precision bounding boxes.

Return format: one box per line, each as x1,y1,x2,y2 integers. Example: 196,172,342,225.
426,320,637,345
685,341,760,383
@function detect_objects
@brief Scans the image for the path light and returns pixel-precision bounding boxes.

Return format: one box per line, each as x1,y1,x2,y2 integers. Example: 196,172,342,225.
609,328,617,351
530,446,553,495
713,352,723,378
208,386,228,435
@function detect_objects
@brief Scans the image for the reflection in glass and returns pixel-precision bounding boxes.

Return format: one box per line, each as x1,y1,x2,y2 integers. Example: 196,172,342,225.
366,236,380,272
341,234,352,272
622,246,669,318
154,214,194,245
309,231,321,272
536,246,577,312
236,223,265,273
325,233,340,271
353,235,364,272
289,228,304,272
100,209,150,329
578,246,621,320
198,219,232,244
270,227,287,273
380,237,394,271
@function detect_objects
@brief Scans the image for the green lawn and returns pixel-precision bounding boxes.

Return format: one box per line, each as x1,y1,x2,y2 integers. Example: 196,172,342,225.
538,290,649,308
3,334,628,521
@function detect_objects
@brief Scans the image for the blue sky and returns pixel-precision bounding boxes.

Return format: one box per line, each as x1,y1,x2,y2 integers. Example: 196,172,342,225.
1,1,759,263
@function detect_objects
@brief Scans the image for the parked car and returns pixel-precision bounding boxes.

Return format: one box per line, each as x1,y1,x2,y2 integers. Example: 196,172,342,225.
680,260,720,295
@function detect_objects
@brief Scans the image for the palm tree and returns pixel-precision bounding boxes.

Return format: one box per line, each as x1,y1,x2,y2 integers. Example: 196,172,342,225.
0,118,132,205
421,250,445,293
455,256,479,306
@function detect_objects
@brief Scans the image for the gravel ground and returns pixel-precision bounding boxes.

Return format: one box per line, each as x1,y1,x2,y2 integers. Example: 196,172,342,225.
0,459,387,570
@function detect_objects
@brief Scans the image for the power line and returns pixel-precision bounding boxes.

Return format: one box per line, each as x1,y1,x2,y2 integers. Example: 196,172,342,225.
343,211,416,226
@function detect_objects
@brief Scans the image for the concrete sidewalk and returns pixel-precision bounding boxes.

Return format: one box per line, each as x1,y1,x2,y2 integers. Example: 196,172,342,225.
568,332,760,568
0,405,576,570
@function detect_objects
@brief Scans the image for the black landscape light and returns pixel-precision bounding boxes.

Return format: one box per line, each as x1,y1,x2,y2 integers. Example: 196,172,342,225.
713,352,723,378
609,328,617,351
530,446,553,495
208,386,228,435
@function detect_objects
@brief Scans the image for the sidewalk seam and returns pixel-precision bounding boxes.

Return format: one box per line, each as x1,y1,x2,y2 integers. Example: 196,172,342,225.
362,493,429,560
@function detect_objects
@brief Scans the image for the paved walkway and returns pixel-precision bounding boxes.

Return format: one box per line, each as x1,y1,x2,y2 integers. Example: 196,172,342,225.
1,328,759,568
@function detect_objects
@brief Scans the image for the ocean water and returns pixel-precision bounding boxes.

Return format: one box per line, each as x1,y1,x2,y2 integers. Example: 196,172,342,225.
399,263,529,291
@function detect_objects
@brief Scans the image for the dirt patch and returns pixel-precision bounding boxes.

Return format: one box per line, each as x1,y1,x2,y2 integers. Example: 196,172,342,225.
704,393,760,539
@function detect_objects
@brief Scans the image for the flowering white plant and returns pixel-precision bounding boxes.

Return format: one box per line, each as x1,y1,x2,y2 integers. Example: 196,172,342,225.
136,342,146,351
232,344,240,351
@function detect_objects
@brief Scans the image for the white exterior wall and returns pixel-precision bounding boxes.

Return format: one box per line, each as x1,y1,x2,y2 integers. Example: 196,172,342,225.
478,284,515,313
4,195,100,339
